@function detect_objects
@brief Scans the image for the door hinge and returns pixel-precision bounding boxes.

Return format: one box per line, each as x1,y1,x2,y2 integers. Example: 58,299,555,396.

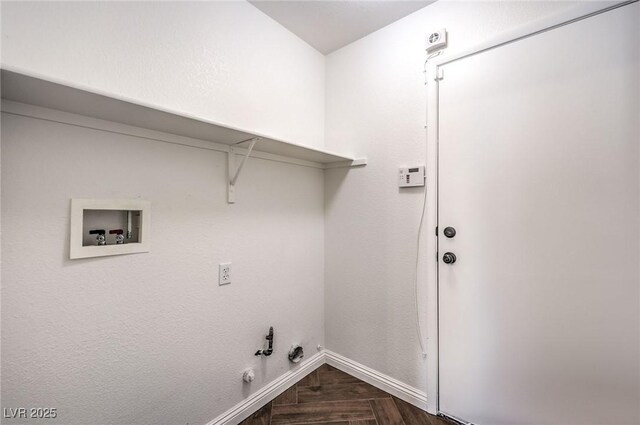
436,68,444,81
435,226,438,236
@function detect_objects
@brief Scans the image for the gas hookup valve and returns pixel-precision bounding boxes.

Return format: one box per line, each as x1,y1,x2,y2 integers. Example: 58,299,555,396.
255,326,274,357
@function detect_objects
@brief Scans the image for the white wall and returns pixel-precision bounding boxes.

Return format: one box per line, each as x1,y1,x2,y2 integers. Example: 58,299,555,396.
0,1,326,149
1,3,328,423
0,110,325,424
324,0,590,393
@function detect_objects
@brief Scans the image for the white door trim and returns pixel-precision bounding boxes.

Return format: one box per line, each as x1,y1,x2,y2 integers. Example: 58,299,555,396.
423,0,638,415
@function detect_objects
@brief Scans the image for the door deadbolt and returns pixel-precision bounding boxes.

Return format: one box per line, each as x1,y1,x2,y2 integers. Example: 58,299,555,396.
443,227,456,238
442,252,457,264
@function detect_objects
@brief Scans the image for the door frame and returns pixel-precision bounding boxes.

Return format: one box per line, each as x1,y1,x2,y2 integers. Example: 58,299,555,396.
422,0,637,416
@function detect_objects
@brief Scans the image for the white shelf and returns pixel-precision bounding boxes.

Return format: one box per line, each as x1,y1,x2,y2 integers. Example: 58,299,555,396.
1,69,365,166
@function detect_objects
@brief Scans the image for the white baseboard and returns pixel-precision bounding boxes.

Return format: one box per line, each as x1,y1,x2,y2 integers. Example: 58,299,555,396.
324,350,428,411
207,349,427,425
206,351,326,425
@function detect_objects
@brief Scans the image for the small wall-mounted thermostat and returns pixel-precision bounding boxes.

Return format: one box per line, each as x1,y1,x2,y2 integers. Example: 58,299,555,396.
399,166,425,188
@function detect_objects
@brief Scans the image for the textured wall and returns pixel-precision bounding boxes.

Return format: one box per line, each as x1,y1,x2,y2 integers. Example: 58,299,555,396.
324,0,589,393
0,1,326,149
1,112,325,424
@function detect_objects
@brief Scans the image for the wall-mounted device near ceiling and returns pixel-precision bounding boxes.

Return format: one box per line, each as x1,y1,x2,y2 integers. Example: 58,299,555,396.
399,166,426,188
426,28,447,53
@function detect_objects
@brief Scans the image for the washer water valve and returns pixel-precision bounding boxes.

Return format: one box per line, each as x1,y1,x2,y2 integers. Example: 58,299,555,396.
110,229,125,244
89,229,106,245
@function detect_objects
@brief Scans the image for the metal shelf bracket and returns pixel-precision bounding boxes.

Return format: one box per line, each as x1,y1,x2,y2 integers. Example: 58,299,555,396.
228,137,260,204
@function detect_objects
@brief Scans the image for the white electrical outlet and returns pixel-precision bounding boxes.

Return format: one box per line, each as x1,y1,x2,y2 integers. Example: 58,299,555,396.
219,262,231,285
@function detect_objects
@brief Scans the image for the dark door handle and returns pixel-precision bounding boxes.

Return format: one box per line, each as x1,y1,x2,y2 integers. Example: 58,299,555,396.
443,227,456,238
443,252,457,264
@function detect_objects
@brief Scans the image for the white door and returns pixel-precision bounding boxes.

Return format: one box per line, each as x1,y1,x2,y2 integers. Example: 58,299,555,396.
438,4,640,425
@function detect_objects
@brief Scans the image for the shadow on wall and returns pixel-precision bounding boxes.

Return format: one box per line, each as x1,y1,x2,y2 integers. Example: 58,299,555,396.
324,167,351,211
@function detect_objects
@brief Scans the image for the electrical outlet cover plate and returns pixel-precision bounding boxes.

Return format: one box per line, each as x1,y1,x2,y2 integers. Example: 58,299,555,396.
219,262,231,285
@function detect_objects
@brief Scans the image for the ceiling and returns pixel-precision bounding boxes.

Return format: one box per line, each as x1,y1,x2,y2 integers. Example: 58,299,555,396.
249,1,435,55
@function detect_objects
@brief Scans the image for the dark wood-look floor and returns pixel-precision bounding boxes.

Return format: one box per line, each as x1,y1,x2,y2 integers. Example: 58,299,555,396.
239,364,453,425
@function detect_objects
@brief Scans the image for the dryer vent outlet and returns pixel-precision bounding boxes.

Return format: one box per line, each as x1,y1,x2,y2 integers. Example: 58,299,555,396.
426,29,447,53
288,345,304,364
